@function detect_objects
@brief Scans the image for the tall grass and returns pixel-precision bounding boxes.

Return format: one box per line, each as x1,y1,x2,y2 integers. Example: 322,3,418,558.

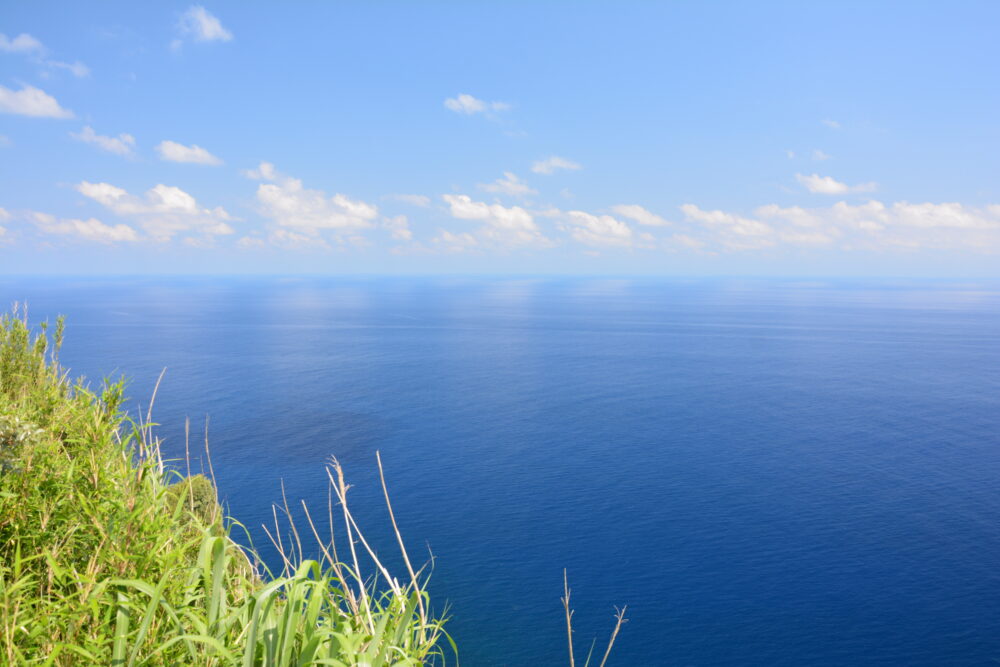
0,304,453,665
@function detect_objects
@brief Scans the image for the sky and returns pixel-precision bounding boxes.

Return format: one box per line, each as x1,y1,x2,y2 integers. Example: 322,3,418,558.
2,1,1000,276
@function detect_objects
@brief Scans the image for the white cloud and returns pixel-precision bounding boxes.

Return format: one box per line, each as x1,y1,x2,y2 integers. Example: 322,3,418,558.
813,149,831,161
0,84,72,118
822,119,841,129
384,215,413,241
0,33,44,54
682,204,773,236
46,60,89,77
562,211,634,247
245,161,378,233
0,33,89,77
174,6,233,48
236,236,266,249
386,194,430,207
267,228,330,250
531,156,582,175
478,172,536,197
76,181,234,241
611,204,670,227
71,126,135,156
796,173,877,195
432,229,479,252
785,150,796,159
444,93,508,115
0,207,9,222
442,194,548,247
0,135,9,147
156,140,223,165
672,200,1000,253
29,211,139,243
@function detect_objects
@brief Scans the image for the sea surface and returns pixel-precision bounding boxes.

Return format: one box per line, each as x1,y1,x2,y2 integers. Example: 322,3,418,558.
3,276,1000,666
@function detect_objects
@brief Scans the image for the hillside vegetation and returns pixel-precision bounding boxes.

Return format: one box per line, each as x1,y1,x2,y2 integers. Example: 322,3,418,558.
0,305,452,665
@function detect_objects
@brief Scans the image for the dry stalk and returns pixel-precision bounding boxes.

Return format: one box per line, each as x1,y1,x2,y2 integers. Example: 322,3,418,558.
563,569,575,667
376,451,427,636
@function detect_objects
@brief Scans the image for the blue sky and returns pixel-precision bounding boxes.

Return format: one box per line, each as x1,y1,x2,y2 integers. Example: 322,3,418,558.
2,1,1000,276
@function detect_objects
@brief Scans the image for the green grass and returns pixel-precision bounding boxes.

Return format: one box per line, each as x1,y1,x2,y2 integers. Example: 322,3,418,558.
0,304,453,665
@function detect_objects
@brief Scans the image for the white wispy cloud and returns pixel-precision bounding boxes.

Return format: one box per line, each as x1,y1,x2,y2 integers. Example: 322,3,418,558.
432,229,479,252
611,204,670,227
673,200,1000,253
812,149,831,161
531,156,582,175
384,215,413,241
76,181,234,241
29,211,139,243
156,140,222,165
173,6,233,49
71,126,135,156
478,172,536,197
442,194,549,247
796,173,877,195
0,84,72,118
0,33,44,54
1,32,89,77
245,161,378,234
0,207,10,242
822,119,841,129
386,194,431,207
444,93,509,115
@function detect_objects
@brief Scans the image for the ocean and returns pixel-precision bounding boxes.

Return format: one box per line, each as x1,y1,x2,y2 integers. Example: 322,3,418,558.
3,276,1000,665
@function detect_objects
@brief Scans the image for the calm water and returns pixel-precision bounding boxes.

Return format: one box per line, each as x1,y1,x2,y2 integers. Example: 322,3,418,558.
4,277,1000,665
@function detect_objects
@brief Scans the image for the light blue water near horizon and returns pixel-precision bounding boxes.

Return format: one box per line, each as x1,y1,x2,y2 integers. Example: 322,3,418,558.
3,276,1000,665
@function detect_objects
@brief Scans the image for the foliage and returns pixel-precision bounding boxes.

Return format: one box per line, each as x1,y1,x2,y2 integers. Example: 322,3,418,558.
0,304,454,665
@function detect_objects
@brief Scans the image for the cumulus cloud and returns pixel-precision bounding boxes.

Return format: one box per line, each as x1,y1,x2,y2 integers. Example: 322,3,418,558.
796,173,877,195
156,140,223,165
442,194,549,247
561,211,634,248
531,156,582,175
478,172,536,197
76,181,234,241
611,204,670,227
245,161,378,234
71,126,135,156
444,93,509,115
0,84,72,118
29,211,139,243
173,6,233,48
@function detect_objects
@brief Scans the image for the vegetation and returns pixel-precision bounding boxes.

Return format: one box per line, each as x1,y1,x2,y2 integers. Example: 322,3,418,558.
0,305,453,665
0,304,626,665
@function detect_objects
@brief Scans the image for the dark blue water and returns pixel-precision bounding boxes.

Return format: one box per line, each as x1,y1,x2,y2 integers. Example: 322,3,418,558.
3,277,1000,665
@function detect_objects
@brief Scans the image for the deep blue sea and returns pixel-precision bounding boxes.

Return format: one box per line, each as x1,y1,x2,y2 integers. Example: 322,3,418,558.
3,277,1000,665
